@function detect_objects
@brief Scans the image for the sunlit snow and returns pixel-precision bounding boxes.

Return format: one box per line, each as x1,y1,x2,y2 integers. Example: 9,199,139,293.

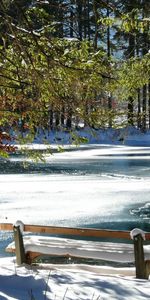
0,131,150,299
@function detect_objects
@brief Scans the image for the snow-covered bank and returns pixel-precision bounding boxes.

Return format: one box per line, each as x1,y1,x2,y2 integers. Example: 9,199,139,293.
14,126,150,150
36,126,150,146
0,257,149,300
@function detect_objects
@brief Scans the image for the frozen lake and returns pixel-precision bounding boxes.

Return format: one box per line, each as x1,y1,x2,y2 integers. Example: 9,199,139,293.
0,144,150,256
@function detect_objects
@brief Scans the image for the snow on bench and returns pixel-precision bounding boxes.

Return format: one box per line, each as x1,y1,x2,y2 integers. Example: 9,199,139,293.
2,221,150,279
6,235,138,263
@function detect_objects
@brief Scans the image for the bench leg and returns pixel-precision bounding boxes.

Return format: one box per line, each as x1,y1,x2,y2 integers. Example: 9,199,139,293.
26,251,42,264
133,234,147,279
145,260,150,279
13,225,26,265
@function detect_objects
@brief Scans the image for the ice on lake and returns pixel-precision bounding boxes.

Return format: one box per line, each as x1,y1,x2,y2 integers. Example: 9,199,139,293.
0,145,150,230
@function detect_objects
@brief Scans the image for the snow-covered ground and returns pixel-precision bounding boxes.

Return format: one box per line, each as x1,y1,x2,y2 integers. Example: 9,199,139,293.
0,127,150,299
31,126,150,147
0,256,150,300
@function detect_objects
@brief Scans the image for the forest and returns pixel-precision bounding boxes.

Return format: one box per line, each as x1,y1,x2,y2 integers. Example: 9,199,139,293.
0,0,150,154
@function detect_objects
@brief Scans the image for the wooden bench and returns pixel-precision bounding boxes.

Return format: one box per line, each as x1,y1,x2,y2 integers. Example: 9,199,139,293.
1,222,150,279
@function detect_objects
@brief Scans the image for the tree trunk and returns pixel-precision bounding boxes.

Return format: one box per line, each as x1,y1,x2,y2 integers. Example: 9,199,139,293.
142,84,147,132
87,0,90,41
107,0,112,127
127,34,135,125
61,106,65,127
49,108,54,130
55,111,60,129
70,5,74,38
137,88,142,129
93,0,98,49
66,109,72,129
77,1,83,40
128,96,134,126
148,83,150,129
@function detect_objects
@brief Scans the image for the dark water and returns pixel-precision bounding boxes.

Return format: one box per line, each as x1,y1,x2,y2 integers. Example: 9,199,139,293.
1,153,150,178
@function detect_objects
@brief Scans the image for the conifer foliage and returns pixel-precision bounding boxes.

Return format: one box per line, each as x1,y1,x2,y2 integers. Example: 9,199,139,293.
0,0,149,153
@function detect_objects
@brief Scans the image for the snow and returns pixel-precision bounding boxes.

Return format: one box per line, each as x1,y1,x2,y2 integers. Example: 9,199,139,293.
0,256,150,300
0,258,150,300
1,126,150,299
15,125,150,148
0,172,150,227
6,235,137,263
130,228,146,240
13,220,24,233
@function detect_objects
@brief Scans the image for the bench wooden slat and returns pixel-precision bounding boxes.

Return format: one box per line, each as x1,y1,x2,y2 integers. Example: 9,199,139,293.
24,224,131,239
1,223,150,240
0,223,13,231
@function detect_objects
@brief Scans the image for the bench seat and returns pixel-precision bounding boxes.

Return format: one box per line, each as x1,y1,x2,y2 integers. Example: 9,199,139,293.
6,235,150,263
